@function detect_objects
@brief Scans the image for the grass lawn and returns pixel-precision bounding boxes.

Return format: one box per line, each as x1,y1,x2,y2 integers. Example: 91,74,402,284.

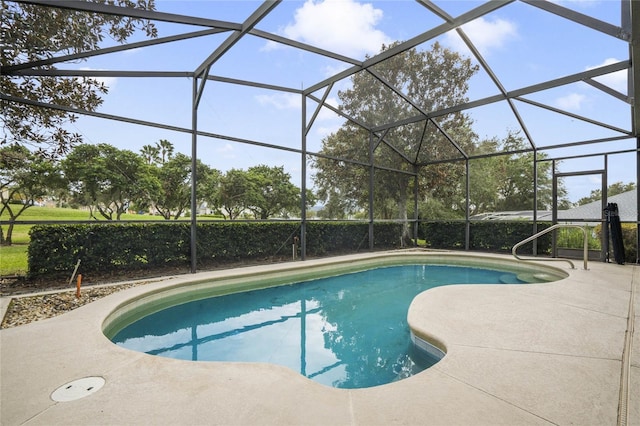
0,206,159,276
1,244,28,276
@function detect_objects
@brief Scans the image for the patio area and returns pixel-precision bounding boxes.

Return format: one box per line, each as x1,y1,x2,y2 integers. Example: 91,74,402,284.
1,251,638,425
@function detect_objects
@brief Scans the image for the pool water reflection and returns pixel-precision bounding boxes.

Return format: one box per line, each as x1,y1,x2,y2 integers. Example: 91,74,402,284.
111,264,525,388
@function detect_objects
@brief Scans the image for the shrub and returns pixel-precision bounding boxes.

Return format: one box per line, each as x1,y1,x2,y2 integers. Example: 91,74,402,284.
27,221,404,278
419,221,552,255
594,223,637,264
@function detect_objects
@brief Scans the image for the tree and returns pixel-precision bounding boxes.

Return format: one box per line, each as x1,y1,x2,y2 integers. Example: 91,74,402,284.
150,153,220,220
140,139,175,166
303,188,318,216
0,145,64,244
2,1,157,157
576,181,637,206
217,169,253,220
245,165,300,219
140,144,160,165
468,132,561,215
62,143,158,220
157,139,174,164
315,191,347,219
312,42,479,238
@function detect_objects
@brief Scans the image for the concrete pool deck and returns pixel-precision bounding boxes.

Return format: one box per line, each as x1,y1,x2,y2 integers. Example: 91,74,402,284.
1,250,638,425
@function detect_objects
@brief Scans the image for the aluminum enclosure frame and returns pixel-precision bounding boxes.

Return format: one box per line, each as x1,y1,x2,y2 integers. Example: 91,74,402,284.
2,0,639,268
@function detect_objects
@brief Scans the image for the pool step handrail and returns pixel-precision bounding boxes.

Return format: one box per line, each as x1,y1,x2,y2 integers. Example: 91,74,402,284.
512,224,588,270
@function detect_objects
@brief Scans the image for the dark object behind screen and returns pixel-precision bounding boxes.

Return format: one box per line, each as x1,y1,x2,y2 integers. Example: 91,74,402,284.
605,203,625,265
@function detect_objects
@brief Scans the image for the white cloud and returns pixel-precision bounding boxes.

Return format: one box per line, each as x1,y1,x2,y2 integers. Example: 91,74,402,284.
80,67,117,90
588,175,602,185
444,17,517,56
217,143,234,153
316,97,340,121
555,93,587,110
271,0,391,58
216,143,235,158
586,58,627,93
315,124,341,138
306,97,342,137
255,93,301,110
549,0,601,8
553,58,626,112
323,63,351,79
121,47,142,56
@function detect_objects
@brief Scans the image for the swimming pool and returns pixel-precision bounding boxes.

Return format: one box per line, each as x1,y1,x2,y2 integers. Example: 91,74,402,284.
105,255,566,389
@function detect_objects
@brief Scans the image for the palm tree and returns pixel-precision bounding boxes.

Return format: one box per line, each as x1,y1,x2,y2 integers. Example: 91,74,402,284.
157,139,174,164
140,144,160,165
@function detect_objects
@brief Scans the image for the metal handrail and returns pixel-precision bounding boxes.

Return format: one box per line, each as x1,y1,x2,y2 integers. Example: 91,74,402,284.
512,224,588,270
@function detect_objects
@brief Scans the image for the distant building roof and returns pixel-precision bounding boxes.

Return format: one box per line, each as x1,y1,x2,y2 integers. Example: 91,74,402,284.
470,211,551,221
558,190,637,222
469,190,637,222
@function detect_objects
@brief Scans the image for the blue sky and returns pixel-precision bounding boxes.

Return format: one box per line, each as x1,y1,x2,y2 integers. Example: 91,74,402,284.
61,0,635,204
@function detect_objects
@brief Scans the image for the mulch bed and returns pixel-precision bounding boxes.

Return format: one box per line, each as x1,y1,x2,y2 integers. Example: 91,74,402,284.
0,258,294,329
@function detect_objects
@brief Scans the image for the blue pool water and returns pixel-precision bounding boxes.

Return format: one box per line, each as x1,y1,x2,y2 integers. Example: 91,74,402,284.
111,264,525,388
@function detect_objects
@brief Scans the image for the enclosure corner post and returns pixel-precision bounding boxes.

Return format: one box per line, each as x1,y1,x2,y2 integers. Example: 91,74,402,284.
630,0,640,262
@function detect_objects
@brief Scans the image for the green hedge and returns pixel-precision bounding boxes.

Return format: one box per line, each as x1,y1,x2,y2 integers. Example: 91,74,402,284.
306,222,402,256
31,220,635,279
195,222,299,263
595,223,638,264
419,221,552,254
417,220,636,262
620,224,638,263
28,223,191,278
28,221,403,278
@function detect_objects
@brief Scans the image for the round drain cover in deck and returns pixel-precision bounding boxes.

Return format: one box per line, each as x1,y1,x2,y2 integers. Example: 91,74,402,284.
51,377,105,402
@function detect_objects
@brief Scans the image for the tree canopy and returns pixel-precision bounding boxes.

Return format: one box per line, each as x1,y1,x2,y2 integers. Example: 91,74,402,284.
151,152,220,220
313,42,479,228
2,0,157,157
312,42,566,226
576,181,637,206
216,165,302,220
62,143,158,220
467,132,560,216
0,145,64,244
245,165,300,220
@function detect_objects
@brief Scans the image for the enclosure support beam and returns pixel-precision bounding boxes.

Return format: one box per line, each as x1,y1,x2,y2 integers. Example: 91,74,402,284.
465,160,470,251
2,29,227,73
372,61,629,134
533,152,538,256
194,0,280,78
603,156,609,262
637,136,640,263
305,0,513,96
521,0,626,39
190,77,199,273
625,0,640,262
417,0,536,151
13,0,242,30
552,161,558,258
629,0,639,133
301,94,307,261
413,165,419,246
369,132,375,251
